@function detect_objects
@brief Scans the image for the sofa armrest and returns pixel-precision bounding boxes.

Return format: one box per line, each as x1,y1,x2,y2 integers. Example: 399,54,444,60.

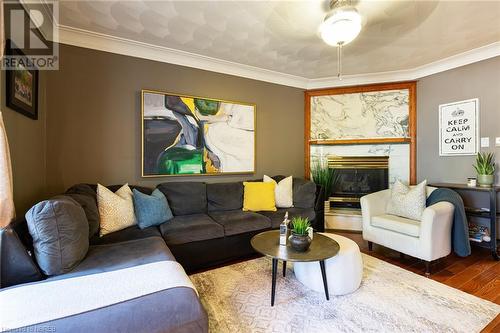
0,226,43,288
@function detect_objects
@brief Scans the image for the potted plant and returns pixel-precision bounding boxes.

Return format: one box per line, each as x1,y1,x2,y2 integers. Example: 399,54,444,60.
289,217,312,252
311,158,338,200
473,152,496,187
310,158,339,231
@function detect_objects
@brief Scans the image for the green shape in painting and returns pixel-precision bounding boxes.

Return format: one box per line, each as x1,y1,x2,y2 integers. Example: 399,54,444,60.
157,147,204,174
194,98,219,116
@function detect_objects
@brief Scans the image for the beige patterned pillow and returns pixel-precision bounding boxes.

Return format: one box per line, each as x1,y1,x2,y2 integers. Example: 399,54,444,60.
97,184,136,237
386,180,427,221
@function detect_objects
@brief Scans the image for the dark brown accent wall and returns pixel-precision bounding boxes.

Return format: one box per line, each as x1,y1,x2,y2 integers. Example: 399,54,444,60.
44,44,305,196
1,70,47,214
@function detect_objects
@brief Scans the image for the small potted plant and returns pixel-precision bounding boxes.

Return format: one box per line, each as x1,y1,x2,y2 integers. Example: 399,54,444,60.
289,217,312,252
473,152,496,187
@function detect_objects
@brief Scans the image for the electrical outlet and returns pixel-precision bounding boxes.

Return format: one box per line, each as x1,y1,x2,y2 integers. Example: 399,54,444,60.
496,137,500,147
480,137,490,148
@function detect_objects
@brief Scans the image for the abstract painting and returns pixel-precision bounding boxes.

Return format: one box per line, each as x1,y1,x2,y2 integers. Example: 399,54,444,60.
310,89,409,140
142,90,255,176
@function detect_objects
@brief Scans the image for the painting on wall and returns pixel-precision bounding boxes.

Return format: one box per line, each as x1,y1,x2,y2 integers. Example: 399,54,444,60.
6,48,38,120
439,98,479,156
310,89,410,141
141,90,255,177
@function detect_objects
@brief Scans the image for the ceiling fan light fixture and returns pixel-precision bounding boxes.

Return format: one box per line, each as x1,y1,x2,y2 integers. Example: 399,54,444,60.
320,7,362,46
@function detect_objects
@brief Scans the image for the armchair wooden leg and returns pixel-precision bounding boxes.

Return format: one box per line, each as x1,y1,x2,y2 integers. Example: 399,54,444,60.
368,241,373,251
424,261,431,276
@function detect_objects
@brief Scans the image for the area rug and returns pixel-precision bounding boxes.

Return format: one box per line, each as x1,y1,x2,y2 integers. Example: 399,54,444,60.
190,254,499,333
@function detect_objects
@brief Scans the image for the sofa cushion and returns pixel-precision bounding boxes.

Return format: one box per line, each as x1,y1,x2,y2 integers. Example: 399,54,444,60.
293,178,317,209
49,237,175,281
89,225,161,246
159,214,224,245
371,214,420,238
97,184,137,237
157,182,207,216
207,182,243,212
25,196,89,276
133,189,173,229
260,208,316,228
209,210,271,236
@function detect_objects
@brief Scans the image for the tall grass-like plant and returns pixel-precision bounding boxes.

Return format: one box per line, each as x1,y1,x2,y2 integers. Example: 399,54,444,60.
473,152,495,175
291,217,311,235
310,158,339,198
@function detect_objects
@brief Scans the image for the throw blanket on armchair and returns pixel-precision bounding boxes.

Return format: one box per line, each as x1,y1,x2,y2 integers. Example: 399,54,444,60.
427,188,471,257
0,260,197,330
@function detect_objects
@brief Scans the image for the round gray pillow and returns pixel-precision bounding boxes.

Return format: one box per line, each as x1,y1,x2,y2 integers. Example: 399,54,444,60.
25,196,89,276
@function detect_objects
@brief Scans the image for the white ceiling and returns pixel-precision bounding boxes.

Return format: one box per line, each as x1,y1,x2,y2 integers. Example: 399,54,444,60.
56,0,500,87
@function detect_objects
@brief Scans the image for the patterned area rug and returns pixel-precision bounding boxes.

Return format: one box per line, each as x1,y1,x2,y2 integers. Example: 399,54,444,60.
190,254,499,333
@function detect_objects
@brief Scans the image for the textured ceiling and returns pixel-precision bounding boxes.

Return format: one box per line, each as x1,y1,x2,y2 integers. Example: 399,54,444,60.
58,1,500,79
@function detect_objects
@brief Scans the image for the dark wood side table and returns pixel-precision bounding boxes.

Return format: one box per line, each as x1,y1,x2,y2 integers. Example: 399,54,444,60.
250,230,340,306
429,183,499,260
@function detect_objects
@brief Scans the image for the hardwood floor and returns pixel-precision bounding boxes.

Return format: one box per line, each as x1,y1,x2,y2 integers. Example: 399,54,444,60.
332,231,500,332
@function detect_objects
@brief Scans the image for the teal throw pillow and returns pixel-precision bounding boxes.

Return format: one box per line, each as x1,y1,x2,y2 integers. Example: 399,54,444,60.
133,189,173,229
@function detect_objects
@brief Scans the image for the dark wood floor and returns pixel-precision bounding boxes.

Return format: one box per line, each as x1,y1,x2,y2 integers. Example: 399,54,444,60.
333,231,500,333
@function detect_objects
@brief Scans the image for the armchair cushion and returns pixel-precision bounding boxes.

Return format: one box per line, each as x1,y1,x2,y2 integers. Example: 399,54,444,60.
371,214,420,238
386,180,427,220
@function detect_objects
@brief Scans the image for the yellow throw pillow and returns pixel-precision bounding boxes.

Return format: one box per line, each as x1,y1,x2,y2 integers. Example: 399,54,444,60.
243,182,277,212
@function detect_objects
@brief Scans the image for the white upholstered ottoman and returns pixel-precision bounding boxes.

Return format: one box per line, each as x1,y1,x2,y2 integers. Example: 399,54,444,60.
293,233,363,296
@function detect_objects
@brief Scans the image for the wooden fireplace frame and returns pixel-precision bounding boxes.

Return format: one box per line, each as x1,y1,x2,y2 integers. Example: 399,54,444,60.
304,81,417,184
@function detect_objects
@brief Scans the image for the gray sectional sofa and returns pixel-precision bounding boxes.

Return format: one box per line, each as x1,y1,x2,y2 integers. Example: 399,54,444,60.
0,176,319,333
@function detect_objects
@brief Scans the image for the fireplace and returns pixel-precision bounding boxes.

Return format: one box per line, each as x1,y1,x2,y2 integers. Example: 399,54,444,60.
327,156,389,209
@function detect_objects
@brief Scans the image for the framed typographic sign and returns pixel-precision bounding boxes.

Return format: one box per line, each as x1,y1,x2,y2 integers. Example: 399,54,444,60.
439,98,479,156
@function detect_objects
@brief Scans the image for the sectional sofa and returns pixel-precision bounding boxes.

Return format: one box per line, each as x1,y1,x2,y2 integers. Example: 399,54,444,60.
0,176,319,333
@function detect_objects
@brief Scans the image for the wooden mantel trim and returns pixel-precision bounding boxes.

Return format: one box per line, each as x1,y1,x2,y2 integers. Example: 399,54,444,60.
305,81,417,184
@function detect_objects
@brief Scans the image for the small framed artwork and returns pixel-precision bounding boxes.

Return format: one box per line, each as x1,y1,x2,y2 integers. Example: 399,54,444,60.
141,89,256,177
6,48,39,120
439,98,479,156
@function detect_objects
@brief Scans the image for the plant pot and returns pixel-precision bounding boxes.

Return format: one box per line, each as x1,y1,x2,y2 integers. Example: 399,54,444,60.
289,232,312,252
477,174,494,187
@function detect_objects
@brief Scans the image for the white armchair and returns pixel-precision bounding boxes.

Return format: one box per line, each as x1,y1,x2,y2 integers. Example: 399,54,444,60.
360,187,455,275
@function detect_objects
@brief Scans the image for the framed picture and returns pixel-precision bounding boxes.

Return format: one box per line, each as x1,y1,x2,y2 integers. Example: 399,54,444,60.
141,89,255,177
439,98,479,156
6,47,39,120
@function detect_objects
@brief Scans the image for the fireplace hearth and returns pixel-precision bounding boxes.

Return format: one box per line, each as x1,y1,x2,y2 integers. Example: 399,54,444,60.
328,156,389,209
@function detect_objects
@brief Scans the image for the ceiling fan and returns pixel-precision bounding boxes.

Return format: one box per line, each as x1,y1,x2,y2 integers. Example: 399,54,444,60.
319,0,362,80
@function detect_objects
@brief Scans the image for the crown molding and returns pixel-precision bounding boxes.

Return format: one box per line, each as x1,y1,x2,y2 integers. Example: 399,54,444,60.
58,25,308,89
307,42,500,89
57,24,500,90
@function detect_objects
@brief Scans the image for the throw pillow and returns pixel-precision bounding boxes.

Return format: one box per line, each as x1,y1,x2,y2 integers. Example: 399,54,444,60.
263,175,293,208
97,184,136,236
133,189,173,229
387,180,427,220
25,196,89,276
65,192,100,238
242,182,277,212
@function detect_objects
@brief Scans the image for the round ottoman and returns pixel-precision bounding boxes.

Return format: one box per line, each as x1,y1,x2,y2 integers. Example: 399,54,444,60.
293,233,363,296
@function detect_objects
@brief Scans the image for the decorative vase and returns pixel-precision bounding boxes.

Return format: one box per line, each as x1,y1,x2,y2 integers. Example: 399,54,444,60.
477,174,494,187
289,232,312,252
